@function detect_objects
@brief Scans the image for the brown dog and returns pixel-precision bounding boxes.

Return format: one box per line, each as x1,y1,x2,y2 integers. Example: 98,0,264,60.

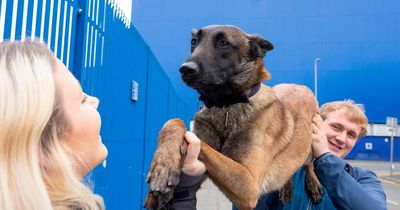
144,25,322,210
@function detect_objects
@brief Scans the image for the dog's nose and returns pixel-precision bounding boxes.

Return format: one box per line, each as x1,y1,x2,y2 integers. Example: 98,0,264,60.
179,61,199,76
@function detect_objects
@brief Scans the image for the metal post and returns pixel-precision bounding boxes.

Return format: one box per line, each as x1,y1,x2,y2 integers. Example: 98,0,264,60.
390,127,395,176
314,58,321,99
387,117,397,176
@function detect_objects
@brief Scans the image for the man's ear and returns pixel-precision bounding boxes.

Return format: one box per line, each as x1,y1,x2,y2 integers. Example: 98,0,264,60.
248,34,274,59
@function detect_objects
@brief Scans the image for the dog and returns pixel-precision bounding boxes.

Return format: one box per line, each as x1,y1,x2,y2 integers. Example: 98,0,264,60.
144,25,322,210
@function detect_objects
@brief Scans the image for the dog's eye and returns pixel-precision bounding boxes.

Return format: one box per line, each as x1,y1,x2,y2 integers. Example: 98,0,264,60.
217,40,230,48
191,38,198,46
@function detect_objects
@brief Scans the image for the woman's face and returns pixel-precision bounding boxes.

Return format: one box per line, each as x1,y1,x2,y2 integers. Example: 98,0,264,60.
54,60,108,176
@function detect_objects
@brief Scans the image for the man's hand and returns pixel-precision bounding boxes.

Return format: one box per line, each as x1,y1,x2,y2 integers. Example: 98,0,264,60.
311,114,330,158
181,132,206,176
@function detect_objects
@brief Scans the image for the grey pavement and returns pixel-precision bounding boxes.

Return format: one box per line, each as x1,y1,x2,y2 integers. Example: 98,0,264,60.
197,179,231,210
197,160,400,210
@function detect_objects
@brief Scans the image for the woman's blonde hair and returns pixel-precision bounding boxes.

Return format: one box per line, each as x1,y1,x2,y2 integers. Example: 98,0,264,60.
0,40,104,210
320,100,368,138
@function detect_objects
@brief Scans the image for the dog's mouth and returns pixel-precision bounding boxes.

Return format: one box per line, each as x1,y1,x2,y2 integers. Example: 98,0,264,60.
181,75,200,90
181,74,225,90
181,74,196,84
180,61,228,86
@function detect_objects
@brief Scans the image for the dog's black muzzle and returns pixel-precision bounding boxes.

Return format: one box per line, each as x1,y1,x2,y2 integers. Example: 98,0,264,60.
179,61,200,80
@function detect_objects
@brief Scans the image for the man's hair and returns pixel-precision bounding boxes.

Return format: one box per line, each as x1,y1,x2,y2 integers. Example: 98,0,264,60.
0,40,104,210
320,100,368,138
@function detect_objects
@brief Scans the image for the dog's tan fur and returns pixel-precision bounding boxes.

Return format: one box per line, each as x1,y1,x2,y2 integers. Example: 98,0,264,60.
145,25,321,210
194,83,318,209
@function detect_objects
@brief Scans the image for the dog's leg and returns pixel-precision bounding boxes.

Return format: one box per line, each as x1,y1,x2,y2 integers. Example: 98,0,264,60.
305,162,323,203
278,179,293,203
199,142,267,209
144,119,188,209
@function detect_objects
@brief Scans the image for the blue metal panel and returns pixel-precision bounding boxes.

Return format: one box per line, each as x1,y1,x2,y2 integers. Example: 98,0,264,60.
2,0,13,39
24,0,34,37
346,136,400,161
93,141,145,210
47,0,58,52
168,84,178,118
84,3,150,209
40,0,51,43
141,53,171,207
13,0,24,39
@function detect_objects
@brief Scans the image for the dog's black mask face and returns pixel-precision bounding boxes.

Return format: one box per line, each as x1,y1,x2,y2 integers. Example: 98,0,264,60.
179,25,273,97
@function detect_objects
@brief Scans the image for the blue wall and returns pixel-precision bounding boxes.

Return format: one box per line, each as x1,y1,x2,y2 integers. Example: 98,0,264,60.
132,0,400,123
347,136,400,161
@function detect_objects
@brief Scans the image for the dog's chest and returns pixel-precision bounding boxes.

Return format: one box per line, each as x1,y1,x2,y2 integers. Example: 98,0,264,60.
198,104,258,155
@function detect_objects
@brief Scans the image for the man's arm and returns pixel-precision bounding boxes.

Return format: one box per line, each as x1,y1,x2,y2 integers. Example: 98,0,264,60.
314,153,387,210
311,114,387,210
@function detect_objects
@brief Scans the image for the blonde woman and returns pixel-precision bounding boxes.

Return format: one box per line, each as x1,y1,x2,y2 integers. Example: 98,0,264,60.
0,40,107,210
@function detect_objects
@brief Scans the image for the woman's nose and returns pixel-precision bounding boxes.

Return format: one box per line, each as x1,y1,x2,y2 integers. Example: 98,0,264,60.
89,96,99,109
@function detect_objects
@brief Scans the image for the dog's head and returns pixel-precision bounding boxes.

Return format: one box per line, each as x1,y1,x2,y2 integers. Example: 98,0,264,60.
179,25,273,98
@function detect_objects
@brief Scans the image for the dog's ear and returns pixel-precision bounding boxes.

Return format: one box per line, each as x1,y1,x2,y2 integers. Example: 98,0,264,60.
248,34,274,59
191,28,198,36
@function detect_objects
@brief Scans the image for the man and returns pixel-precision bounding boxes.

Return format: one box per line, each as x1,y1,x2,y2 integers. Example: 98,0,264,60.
174,100,387,210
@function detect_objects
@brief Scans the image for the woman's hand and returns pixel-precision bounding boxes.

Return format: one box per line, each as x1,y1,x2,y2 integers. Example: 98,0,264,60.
181,132,206,176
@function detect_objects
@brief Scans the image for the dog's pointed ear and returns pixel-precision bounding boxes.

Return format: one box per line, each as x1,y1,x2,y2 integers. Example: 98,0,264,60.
248,34,274,59
191,28,198,36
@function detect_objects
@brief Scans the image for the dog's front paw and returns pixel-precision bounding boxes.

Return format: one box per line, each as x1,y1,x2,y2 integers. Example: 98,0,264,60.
144,119,187,209
147,147,182,192
144,144,183,209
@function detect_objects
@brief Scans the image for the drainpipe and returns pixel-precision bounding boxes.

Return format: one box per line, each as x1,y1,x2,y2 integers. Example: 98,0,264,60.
314,58,321,99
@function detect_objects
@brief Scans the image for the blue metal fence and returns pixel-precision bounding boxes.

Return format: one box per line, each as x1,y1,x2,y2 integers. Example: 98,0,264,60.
347,136,400,161
0,0,192,209
0,0,79,69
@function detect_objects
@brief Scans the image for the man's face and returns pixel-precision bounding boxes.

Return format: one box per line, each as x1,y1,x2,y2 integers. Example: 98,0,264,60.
322,109,363,158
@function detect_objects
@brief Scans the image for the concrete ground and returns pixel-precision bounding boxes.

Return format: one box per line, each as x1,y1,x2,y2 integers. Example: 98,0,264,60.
197,160,400,210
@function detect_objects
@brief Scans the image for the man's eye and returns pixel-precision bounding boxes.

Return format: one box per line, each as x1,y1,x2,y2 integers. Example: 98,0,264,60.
348,132,357,139
331,125,340,131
